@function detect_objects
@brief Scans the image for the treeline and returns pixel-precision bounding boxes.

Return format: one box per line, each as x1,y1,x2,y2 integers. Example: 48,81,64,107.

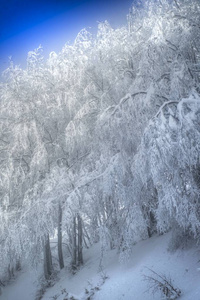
0,0,199,284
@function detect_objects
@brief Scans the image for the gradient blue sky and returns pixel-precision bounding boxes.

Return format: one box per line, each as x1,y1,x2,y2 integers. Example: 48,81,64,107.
0,0,133,73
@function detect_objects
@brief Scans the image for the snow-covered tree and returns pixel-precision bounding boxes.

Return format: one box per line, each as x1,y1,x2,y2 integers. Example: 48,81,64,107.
0,0,200,283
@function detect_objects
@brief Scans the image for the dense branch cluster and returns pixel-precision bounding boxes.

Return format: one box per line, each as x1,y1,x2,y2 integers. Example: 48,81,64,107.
0,0,199,283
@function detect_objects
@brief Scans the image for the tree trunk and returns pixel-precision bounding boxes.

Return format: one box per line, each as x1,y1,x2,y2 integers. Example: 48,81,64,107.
83,232,89,249
77,214,83,265
44,234,53,280
72,215,77,268
82,221,92,246
58,203,64,269
8,264,14,280
15,259,21,271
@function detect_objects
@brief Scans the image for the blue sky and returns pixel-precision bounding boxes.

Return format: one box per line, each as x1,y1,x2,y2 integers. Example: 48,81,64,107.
0,0,133,73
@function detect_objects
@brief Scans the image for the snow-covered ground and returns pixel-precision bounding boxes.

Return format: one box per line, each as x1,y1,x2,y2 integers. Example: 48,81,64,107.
1,267,37,300
2,233,200,300
94,234,200,300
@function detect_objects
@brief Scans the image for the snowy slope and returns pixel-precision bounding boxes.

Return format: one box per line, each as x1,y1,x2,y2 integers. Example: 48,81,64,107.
40,233,200,300
2,233,200,300
94,234,200,300
1,268,37,300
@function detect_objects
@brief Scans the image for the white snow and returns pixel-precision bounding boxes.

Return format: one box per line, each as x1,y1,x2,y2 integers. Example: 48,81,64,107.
1,267,37,300
94,234,200,300
2,233,200,300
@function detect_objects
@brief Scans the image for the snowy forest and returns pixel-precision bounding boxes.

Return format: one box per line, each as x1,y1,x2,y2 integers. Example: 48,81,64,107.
0,0,200,299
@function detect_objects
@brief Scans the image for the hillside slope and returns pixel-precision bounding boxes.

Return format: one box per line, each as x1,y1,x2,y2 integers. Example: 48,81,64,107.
6,232,197,300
